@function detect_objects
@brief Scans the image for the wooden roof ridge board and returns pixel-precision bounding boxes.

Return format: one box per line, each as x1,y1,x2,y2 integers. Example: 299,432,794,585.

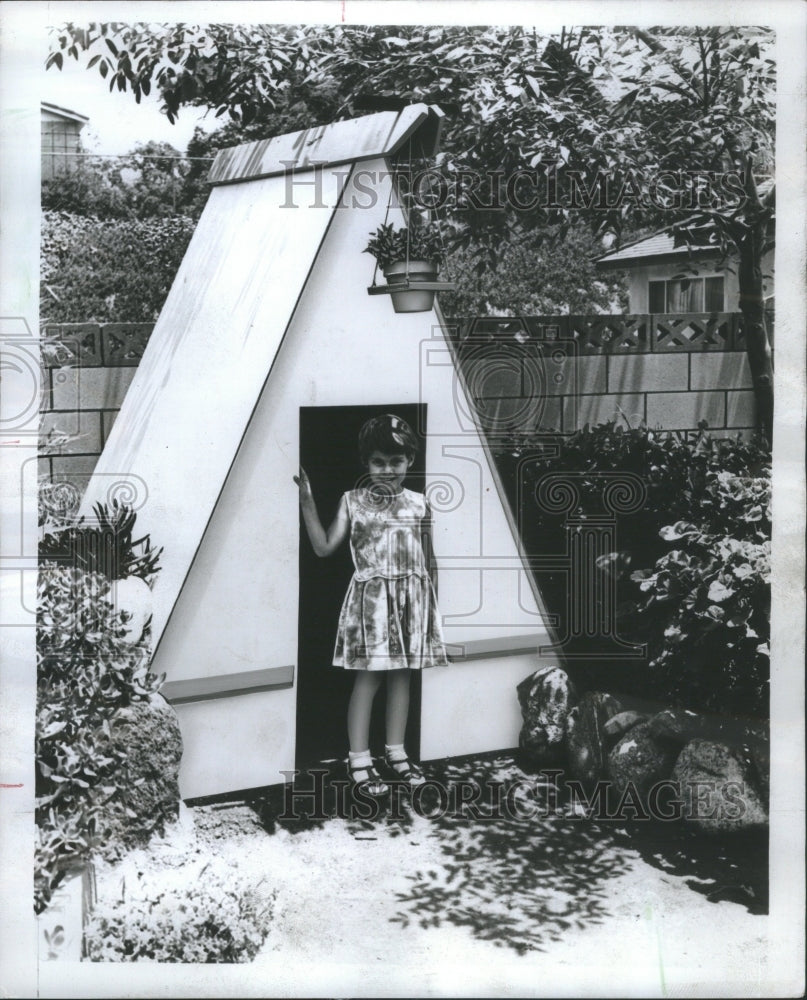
208,103,445,186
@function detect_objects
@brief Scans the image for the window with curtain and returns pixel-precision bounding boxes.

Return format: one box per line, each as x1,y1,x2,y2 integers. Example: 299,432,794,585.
648,276,725,312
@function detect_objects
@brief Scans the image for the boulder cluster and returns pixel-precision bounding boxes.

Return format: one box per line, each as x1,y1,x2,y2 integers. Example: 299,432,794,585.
517,666,769,833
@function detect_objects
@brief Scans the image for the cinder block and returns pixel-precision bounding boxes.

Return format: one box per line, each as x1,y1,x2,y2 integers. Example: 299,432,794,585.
726,390,757,427
41,324,102,368
50,455,100,498
562,394,644,433
646,391,725,430
101,409,119,445
102,323,155,366
609,353,688,393
40,411,102,455
40,369,53,412
464,353,523,398
470,395,561,435
51,367,136,411
691,352,753,391
531,352,606,397
38,456,52,482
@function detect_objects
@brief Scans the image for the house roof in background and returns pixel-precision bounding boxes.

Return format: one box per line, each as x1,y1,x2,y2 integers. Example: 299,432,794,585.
40,101,89,125
208,103,445,186
596,230,720,268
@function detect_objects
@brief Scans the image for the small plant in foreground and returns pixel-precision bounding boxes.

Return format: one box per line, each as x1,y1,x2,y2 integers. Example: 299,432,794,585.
84,859,274,962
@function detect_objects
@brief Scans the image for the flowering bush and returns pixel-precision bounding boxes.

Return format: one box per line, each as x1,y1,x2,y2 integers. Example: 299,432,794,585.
84,859,274,963
627,469,771,717
36,500,164,914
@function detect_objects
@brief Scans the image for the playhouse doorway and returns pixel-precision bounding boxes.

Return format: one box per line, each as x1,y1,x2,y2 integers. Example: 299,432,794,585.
296,404,426,769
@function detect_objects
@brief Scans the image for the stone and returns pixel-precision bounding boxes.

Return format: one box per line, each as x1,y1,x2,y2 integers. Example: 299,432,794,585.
671,739,768,833
647,708,713,746
743,726,770,805
566,691,624,783
607,721,679,800
97,693,183,859
603,710,647,741
516,666,576,766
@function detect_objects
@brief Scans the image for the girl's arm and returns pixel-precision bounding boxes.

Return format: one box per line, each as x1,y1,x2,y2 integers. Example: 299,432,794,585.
421,500,439,597
294,468,350,557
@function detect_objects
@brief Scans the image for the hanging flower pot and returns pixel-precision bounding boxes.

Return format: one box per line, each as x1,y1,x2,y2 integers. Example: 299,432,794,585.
365,223,456,314
383,259,439,313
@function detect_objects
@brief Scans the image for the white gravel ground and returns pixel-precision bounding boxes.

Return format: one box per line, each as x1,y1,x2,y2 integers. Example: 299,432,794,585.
89,756,775,997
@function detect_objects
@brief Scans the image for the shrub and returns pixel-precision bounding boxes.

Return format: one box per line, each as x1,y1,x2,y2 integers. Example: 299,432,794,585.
39,499,162,583
492,421,771,714
626,470,771,718
84,859,274,963
36,501,164,914
41,210,196,323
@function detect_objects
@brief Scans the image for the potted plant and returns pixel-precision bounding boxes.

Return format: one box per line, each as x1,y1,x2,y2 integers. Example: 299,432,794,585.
364,222,451,313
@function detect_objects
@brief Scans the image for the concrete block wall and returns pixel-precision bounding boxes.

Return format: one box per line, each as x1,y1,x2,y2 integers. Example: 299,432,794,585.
39,315,762,492
458,315,760,442
39,323,151,493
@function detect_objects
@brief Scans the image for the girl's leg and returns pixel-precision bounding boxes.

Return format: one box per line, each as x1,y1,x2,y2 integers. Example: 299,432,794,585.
347,671,383,753
384,670,425,784
385,669,411,745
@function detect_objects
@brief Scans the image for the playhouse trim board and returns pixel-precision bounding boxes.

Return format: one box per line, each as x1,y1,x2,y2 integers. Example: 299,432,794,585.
208,103,445,186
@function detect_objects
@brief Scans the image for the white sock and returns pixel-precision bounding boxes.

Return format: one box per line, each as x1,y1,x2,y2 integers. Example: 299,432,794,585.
385,743,407,762
349,749,373,770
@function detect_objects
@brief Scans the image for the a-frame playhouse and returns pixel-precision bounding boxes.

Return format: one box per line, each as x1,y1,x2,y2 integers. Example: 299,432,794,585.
79,105,562,799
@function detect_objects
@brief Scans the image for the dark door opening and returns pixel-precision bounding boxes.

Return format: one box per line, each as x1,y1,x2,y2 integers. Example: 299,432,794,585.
296,404,426,769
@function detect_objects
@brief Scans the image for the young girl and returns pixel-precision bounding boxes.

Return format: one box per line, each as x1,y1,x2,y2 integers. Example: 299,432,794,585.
294,413,448,797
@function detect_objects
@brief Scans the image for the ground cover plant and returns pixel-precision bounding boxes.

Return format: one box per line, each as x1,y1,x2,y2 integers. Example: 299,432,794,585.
84,856,274,963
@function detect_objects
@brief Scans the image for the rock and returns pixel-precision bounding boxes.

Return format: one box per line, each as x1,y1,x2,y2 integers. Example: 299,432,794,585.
647,708,713,746
671,739,768,833
607,721,679,800
603,710,648,742
566,692,623,783
109,576,153,643
743,729,770,806
97,693,183,858
516,666,576,766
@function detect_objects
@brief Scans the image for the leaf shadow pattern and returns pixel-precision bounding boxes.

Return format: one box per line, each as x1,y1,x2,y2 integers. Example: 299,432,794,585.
388,755,635,955
609,820,768,915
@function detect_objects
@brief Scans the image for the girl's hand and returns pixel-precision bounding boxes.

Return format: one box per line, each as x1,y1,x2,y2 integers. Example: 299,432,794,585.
293,467,314,504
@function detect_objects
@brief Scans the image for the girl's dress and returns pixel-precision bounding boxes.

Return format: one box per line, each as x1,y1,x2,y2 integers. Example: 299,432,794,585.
333,486,449,672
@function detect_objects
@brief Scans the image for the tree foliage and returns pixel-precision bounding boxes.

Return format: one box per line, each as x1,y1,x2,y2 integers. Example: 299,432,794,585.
48,23,776,430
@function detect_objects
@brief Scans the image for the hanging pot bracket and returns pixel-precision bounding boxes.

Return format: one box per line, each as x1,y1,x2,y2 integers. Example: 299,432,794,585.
367,279,457,295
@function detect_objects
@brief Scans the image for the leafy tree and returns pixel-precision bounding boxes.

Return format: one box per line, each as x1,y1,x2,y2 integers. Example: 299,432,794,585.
42,140,200,219
49,23,775,436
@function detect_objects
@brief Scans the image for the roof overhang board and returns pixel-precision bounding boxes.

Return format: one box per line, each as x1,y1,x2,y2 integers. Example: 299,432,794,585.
208,104,445,186
595,248,720,270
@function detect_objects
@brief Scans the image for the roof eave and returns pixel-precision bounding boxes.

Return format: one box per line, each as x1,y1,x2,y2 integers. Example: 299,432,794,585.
595,247,723,270
208,104,446,187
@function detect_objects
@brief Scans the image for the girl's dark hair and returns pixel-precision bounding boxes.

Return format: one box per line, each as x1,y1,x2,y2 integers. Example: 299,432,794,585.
358,413,419,464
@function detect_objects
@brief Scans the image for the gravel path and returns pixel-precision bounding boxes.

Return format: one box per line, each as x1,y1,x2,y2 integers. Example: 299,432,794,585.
93,755,771,996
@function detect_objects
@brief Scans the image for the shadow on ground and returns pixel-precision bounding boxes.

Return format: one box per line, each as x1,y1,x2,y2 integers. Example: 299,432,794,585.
189,752,768,956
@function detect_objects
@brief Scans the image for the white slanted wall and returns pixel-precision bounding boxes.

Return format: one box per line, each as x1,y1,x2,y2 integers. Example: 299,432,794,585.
81,112,560,799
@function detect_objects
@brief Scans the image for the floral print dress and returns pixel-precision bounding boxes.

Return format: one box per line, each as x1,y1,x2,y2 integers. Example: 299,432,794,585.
332,487,449,671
